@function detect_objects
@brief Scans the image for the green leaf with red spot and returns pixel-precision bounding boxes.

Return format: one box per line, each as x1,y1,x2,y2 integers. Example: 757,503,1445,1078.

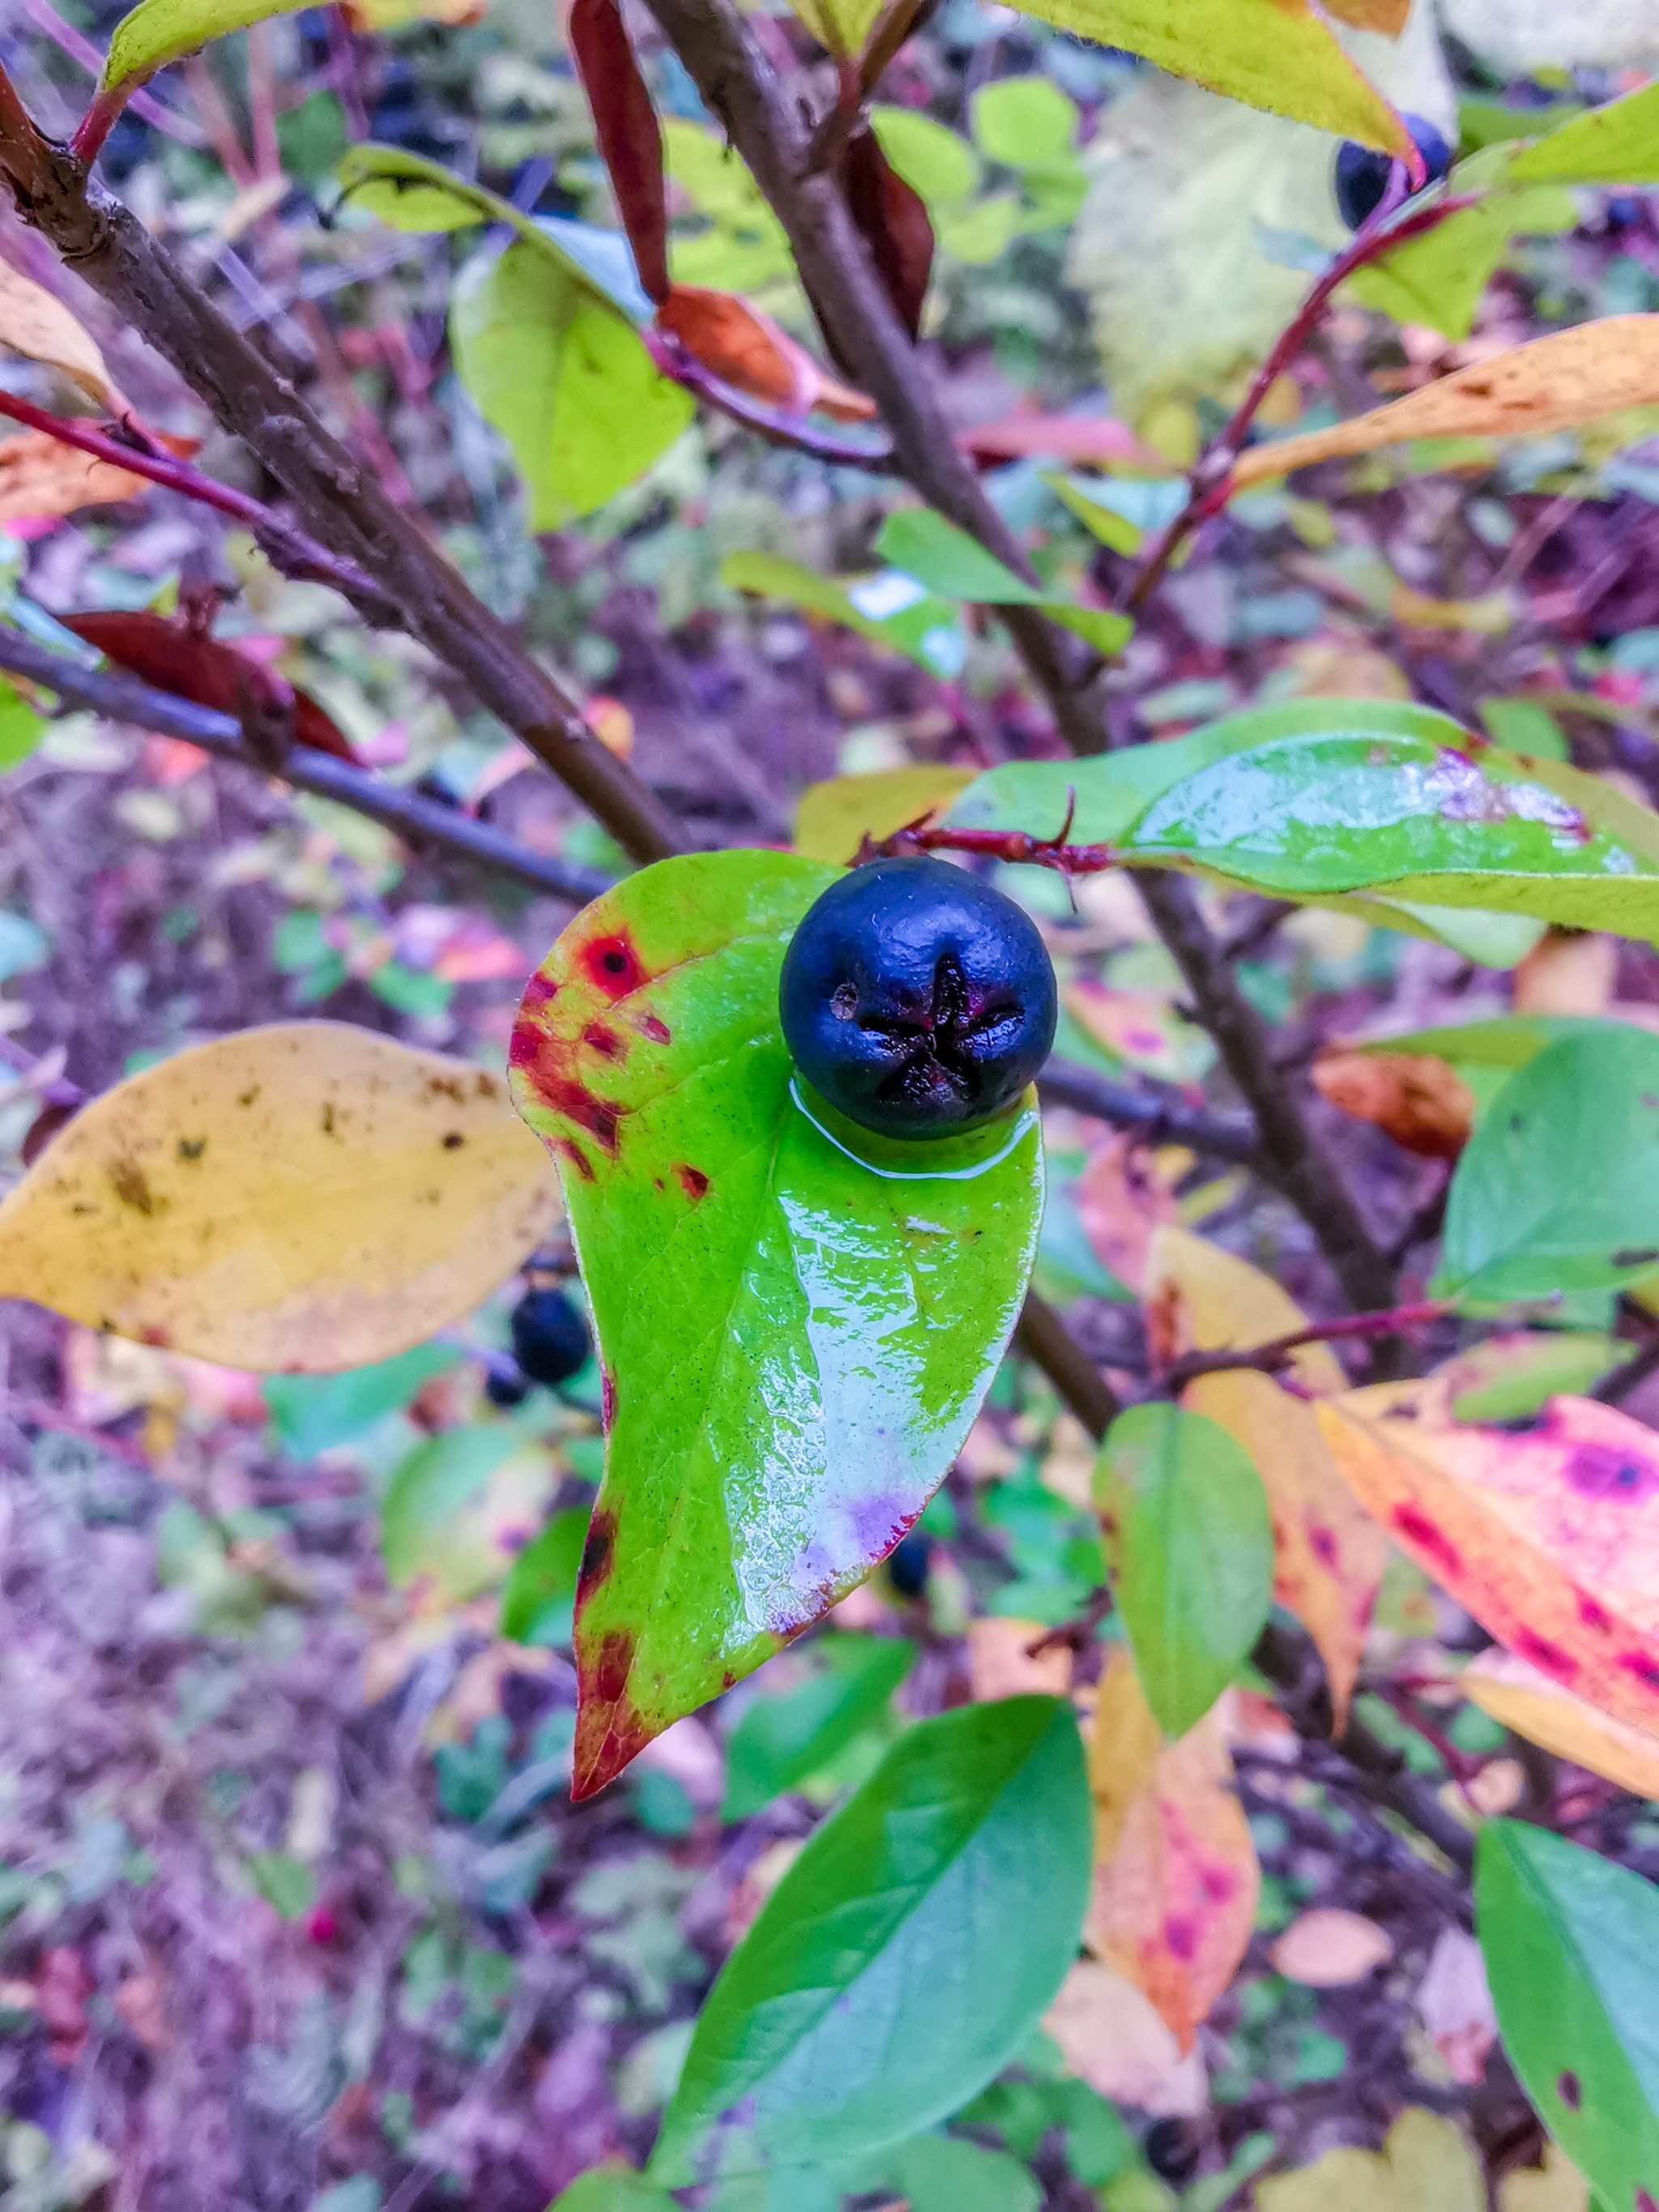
508,851,1045,1798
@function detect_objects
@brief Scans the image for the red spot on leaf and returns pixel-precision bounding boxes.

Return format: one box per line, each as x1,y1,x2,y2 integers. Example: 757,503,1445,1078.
1557,2070,1582,2110
582,1022,625,1060
1308,1524,1338,1567
1566,1444,1658,1502
1200,1864,1235,1904
637,1012,671,1044
1164,1917,1197,1961
1579,1595,1614,1634
519,971,557,1021
601,1368,616,1432
1392,1504,1461,1577
580,930,647,1001
577,1510,616,1605
573,1629,653,1800
1621,1650,1659,1692
557,1138,595,1182
1514,1629,1577,1680
1636,2192,1656,2212
676,1164,710,1201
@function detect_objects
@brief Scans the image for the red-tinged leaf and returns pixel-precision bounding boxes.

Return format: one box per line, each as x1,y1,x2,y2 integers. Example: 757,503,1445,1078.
960,415,1155,467
60,612,358,765
568,0,671,307
1312,1048,1476,1160
1085,1648,1259,2053
656,286,877,423
1318,1390,1659,1738
843,123,933,341
1146,1225,1389,1730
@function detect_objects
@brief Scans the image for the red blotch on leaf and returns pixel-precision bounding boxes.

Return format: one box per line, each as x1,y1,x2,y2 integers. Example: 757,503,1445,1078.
580,930,647,1001
1621,1650,1659,1691
1308,1523,1338,1567
573,1629,654,1800
1514,1628,1578,1680
637,1012,671,1044
577,1510,616,1606
1566,1444,1658,1502
1163,1917,1197,1962
676,1164,710,1201
1392,1503,1462,1578
1579,1595,1614,1634
583,1022,625,1060
601,1367,616,1431
557,1138,595,1181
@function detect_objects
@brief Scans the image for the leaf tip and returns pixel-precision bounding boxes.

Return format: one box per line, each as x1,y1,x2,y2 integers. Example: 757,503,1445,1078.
571,1625,655,1799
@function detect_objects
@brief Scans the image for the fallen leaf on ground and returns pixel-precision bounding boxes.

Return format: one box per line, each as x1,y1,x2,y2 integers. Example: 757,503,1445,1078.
1461,1644,1659,1800
1313,1048,1476,1159
0,1023,561,1371
1414,1924,1496,2087
1499,2146,1589,2212
1317,1390,1659,1739
1043,1958,1209,2116
967,1616,1073,1701
1084,1648,1258,2052
1256,2107,1483,2212
1269,1907,1394,1986
1145,1225,1390,1727
1235,315,1659,485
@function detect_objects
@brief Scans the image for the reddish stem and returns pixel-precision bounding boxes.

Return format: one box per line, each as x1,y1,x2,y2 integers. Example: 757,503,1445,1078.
1124,191,1479,615
872,799,1111,875
1160,1300,1448,1393
0,386,384,604
68,83,123,167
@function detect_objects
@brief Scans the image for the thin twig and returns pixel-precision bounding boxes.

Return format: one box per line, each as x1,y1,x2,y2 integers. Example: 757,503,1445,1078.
0,626,614,907
1158,1300,1448,1394
1037,1057,1264,1170
642,328,895,468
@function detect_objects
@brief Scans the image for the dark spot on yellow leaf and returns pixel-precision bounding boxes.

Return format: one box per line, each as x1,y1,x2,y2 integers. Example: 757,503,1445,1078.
239,1086,260,1108
110,1159,156,1214
441,1131,464,1150
177,1137,205,1161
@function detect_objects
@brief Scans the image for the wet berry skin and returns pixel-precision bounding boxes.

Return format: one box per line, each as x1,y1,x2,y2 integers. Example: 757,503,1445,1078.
779,857,1057,1142
485,1366,532,1409
886,1530,933,1597
510,1287,591,1389
1335,112,1452,231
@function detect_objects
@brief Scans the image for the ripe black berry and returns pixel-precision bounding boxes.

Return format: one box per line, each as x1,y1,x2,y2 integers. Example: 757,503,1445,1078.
886,1530,932,1597
510,1287,591,1389
485,1367,531,1409
1334,113,1452,231
1143,2118,1202,2185
778,858,1057,1142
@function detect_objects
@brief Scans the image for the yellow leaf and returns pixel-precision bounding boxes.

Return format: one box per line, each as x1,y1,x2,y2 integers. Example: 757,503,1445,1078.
1462,1645,1659,1800
1317,1390,1659,1740
344,0,480,23
784,0,884,58
0,261,126,415
1256,2109,1484,2212
1235,315,1659,486
791,767,975,865
0,1023,561,1372
1085,1648,1258,2052
1499,2146,1589,2212
1145,1225,1390,1727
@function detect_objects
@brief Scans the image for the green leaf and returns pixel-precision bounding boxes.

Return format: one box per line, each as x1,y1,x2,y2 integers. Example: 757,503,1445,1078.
0,681,46,772
382,1426,521,1586
1476,1820,1659,2211
501,1504,591,1646
1094,1403,1272,1738
509,852,1044,1796
450,241,693,530
99,0,304,101
1346,147,1576,343
1117,725,1659,940
876,508,1131,658
249,1851,316,1921
723,1633,916,1821
651,1697,1091,2181
1047,472,1145,557
1508,80,1659,185
723,550,967,681
996,0,1407,150
889,2136,1040,2212
549,2163,676,2212
870,107,981,207
263,1343,455,1463
1436,1027,1659,1304
970,79,1079,169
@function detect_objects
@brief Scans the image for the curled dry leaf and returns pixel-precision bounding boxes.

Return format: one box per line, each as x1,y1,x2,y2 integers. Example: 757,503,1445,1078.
0,426,154,523
1083,1647,1259,2053
1317,1390,1659,1740
966,1616,1073,1702
62,612,360,764
0,259,129,416
1269,1906,1395,1987
1234,314,1659,486
843,125,934,342
1461,1645,1659,1800
1313,1047,1476,1159
0,1023,561,1372
656,287,876,422
1145,1224,1390,1728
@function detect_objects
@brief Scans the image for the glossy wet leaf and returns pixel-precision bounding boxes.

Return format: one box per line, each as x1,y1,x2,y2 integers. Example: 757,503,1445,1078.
1120,726,1659,940
1317,1391,1659,1740
451,240,693,529
1145,1225,1389,1730
1095,1403,1272,1739
1462,1648,1659,1802
1477,1820,1659,2212
876,508,1130,658
793,767,977,865
1235,315,1659,485
651,1696,1090,2180
723,1633,916,1820
508,852,1044,1796
999,0,1407,150
1085,1649,1258,2053
98,0,305,103
1437,1028,1659,1301
0,1023,560,1372
723,550,967,682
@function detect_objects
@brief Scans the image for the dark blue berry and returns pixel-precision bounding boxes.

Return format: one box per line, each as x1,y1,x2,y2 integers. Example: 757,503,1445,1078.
1144,2119,1202,2185
485,1366,531,1409
510,1288,591,1389
886,1531,933,1597
778,858,1057,1142
1334,113,1452,232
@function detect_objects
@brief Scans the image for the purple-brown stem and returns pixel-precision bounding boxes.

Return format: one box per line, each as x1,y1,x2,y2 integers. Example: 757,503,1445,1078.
1159,1299,1450,1394
642,329,895,468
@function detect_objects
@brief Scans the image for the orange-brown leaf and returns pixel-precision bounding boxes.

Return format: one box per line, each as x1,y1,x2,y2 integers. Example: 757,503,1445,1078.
1145,1225,1389,1727
1317,1391,1659,1737
0,427,151,523
1313,1048,1475,1159
1320,0,1409,29
1085,1649,1259,2052
656,287,876,423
